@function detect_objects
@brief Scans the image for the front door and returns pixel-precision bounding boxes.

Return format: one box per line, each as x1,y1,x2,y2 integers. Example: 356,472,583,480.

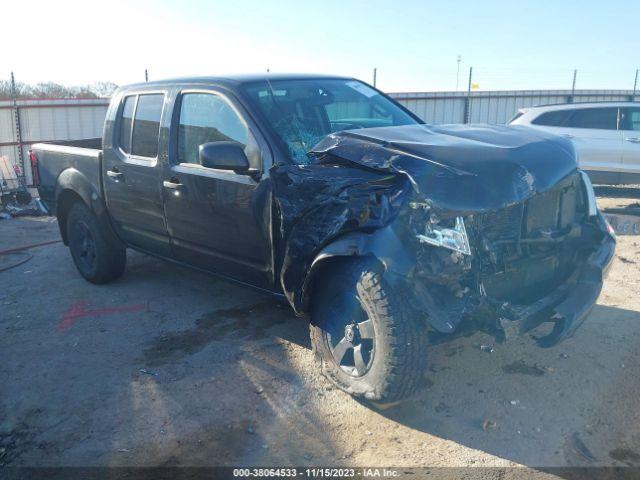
162,89,274,289
103,92,170,255
621,106,640,175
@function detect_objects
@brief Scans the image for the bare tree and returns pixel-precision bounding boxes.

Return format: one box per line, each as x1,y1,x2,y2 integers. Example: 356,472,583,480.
0,80,34,100
31,82,74,98
89,81,119,98
0,79,119,100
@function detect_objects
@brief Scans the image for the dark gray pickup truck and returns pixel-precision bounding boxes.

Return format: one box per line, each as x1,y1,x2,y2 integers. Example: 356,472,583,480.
33,74,615,403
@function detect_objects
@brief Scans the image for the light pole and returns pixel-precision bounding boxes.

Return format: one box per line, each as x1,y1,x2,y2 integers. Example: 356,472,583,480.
455,55,462,91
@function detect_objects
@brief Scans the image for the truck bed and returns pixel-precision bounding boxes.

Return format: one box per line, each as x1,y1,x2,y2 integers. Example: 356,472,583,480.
32,138,103,214
40,138,103,150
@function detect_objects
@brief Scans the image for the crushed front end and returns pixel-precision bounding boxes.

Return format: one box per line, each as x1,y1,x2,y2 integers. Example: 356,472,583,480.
275,123,615,348
405,170,615,346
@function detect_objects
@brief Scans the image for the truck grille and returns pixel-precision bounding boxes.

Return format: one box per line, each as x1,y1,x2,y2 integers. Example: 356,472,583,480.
480,203,523,242
476,172,583,244
475,172,585,302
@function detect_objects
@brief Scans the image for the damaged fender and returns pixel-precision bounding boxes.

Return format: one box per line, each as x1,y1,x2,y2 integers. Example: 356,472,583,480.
55,167,119,247
300,226,415,315
271,160,413,314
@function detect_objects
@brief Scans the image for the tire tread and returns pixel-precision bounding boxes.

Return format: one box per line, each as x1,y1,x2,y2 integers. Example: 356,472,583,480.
66,202,126,284
310,259,427,404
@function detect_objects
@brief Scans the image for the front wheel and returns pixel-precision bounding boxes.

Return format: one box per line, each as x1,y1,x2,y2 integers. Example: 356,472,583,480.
310,259,428,404
66,202,126,284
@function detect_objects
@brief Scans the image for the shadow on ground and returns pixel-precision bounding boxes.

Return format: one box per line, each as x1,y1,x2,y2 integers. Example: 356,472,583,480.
374,303,640,467
2,217,640,469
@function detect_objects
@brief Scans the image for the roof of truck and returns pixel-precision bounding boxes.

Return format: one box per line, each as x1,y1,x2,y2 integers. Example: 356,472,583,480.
124,73,353,89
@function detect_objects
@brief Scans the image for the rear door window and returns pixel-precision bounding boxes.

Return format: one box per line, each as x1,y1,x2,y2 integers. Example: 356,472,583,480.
531,109,572,126
131,94,164,158
564,107,618,130
118,96,136,153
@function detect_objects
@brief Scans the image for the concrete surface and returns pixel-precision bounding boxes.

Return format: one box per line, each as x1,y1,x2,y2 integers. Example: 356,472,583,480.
1,190,640,469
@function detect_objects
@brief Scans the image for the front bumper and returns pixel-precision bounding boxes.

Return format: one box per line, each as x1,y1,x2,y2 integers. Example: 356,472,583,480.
496,213,615,347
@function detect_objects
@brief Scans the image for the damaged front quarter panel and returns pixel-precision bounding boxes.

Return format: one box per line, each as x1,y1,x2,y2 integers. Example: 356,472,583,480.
270,161,415,313
271,124,615,345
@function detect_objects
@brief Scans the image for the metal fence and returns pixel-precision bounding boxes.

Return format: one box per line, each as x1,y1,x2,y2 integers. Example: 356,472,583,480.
0,98,108,186
1,89,638,187
389,89,637,125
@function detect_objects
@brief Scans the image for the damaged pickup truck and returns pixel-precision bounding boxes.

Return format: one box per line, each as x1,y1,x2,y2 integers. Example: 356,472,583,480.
32,75,615,403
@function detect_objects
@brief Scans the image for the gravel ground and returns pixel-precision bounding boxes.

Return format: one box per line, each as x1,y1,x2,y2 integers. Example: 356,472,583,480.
1,189,639,470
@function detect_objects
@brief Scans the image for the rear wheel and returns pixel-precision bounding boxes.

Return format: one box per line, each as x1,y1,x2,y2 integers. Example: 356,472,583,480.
310,259,428,404
66,202,126,284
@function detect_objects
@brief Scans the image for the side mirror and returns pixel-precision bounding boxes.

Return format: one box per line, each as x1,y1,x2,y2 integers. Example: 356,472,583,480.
198,141,250,172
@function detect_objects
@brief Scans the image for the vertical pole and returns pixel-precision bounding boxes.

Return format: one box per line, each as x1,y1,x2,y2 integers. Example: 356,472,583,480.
464,67,473,124
455,55,461,91
10,72,25,184
633,69,638,101
145,69,149,82
569,69,577,103
373,68,377,88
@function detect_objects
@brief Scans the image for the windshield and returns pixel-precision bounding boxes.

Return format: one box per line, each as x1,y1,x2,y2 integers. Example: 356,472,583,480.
243,78,420,165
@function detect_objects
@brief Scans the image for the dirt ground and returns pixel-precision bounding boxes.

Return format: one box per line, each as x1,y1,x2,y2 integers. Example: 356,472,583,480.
1,187,640,470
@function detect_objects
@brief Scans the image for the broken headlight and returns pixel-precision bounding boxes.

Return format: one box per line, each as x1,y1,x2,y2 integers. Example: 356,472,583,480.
416,216,471,256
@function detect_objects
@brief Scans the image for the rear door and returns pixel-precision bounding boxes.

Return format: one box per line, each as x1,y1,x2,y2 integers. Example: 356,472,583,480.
621,106,640,173
162,87,274,289
556,107,623,173
102,91,171,255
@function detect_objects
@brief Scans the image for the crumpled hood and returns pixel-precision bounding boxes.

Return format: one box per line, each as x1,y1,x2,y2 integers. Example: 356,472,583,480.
310,123,578,213
272,123,580,312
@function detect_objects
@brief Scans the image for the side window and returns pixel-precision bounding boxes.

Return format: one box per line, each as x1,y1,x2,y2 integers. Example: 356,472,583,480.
622,108,640,131
177,93,248,165
531,110,571,127
119,96,136,153
565,108,618,130
131,94,164,158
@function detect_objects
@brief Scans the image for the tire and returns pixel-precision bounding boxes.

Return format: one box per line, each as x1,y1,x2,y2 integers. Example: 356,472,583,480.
16,189,32,205
310,259,428,404
66,201,126,284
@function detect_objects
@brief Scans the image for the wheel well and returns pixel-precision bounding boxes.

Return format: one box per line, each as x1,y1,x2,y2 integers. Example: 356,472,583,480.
56,190,86,245
304,255,384,321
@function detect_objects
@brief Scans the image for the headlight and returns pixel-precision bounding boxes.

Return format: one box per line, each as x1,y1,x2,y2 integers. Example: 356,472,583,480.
416,216,471,255
579,171,597,217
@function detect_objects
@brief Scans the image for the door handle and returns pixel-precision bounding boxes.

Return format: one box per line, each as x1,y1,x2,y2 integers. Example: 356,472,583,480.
106,169,123,181
163,179,184,189
625,137,640,143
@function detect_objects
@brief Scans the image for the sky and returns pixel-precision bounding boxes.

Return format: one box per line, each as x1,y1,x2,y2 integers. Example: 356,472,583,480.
3,0,639,93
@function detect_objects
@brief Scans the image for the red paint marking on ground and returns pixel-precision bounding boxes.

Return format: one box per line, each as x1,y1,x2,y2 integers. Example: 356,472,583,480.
58,300,147,332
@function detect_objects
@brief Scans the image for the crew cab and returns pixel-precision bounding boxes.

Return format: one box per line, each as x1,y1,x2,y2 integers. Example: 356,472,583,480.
33,75,615,404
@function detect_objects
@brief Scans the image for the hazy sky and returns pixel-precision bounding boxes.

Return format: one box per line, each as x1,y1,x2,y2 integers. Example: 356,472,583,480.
3,0,638,92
